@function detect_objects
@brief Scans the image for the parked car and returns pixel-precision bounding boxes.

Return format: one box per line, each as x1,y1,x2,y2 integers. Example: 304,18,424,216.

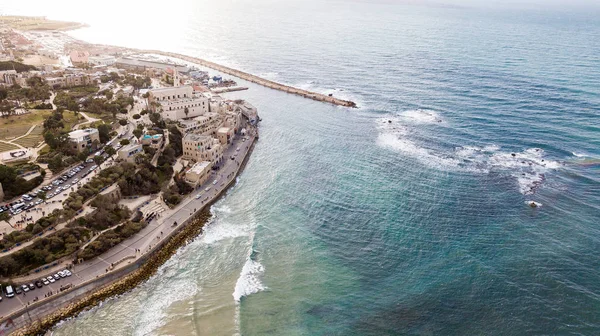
53,273,60,280
47,276,55,283
35,280,43,288
4,285,14,298
63,269,72,277
21,284,29,292
14,286,22,295
42,278,50,286
28,283,35,290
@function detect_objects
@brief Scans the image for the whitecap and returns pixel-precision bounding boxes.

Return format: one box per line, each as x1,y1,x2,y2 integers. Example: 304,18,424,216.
232,258,267,303
133,277,200,336
400,109,443,124
376,111,561,195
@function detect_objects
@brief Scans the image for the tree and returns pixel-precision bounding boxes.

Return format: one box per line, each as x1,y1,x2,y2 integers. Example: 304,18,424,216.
184,107,189,118
132,114,141,120
105,91,114,100
105,146,116,156
0,88,7,101
132,129,143,138
93,155,104,165
119,119,128,126
26,76,45,87
0,210,11,227
97,124,110,143
120,139,130,146
77,151,89,162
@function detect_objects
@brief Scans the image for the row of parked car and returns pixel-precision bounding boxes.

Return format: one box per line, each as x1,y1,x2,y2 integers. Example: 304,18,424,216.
1,269,72,301
0,162,99,216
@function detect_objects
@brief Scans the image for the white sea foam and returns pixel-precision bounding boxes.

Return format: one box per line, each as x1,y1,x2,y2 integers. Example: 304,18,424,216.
400,109,443,124
377,133,462,169
133,277,200,336
294,80,365,108
377,111,561,195
201,220,251,245
233,258,267,303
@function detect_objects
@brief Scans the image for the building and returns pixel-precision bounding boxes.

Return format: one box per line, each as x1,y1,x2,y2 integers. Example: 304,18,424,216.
0,70,17,85
115,58,189,73
99,184,122,202
68,128,100,153
88,55,116,66
148,86,209,120
45,73,94,89
236,101,259,125
216,127,234,145
70,50,90,65
176,113,222,136
149,86,193,102
140,133,164,149
117,143,144,163
185,161,213,187
182,133,224,165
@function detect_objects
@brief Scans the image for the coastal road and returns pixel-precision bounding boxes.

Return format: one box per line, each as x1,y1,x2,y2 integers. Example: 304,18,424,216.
0,131,256,327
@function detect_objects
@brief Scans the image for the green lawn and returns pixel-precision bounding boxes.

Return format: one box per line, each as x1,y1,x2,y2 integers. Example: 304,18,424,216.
14,135,43,148
0,110,53,140
0,142,20,152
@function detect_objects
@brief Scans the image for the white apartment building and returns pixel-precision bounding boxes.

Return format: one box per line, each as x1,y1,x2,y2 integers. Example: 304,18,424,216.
182,133,224,165
88,55,116,66
177,112,222,136
68,128,100,153
185,161,213,186
149,85,209,120
45,73,94,89
118,143,144,162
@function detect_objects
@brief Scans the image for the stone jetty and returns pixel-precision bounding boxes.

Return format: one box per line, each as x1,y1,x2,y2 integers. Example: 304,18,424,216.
140,50,358,108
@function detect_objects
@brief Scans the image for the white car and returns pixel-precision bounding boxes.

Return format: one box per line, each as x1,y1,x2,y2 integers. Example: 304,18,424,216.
42,278,50,285
21,284,29,292
212,180,218,185
195,193,202,199
47,276,55,283
63,269,72,277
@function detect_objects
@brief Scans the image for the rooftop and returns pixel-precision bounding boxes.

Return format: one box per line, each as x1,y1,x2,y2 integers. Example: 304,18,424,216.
188,161,211,175
68,128,98,140
184,133,212,142
120,143,142,152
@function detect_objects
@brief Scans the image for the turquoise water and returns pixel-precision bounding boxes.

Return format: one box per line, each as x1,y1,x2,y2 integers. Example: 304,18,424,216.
3,0,600,334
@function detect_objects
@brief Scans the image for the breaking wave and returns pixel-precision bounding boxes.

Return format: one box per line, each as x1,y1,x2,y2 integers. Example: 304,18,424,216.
233,254,267,303
377,111,561,195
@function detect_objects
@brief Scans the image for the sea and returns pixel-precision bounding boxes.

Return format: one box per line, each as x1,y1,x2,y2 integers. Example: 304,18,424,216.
2,0,600,335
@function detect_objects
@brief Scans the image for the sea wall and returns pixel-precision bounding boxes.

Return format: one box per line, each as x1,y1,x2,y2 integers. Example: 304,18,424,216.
139,50,358,108
7,137,258,336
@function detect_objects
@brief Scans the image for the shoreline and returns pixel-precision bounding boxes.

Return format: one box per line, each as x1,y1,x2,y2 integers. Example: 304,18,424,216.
6,137,258,335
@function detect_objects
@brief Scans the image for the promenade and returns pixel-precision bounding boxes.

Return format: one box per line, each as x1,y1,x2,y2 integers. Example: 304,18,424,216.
0,130,257,332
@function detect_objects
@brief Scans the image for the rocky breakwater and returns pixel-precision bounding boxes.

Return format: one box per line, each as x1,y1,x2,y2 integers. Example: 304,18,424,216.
11,211,212,336
140,50,358,108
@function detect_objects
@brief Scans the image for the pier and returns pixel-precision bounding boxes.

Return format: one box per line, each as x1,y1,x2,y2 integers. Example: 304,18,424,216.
140,50,358,108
